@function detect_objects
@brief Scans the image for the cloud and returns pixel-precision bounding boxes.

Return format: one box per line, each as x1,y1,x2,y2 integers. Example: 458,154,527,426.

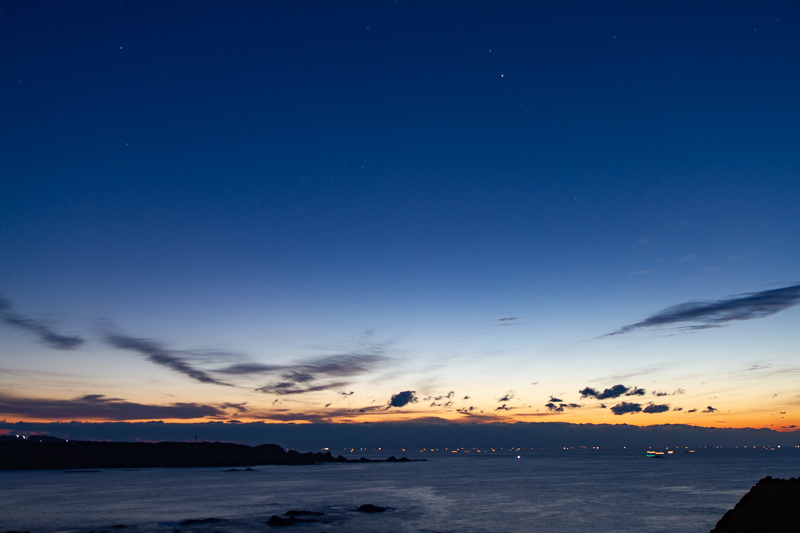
579,387,599,399
220,402,248,413
0,297,84,350
255,352,387,395
495,404,514,411
687,408,697,413
387,391,417,409
703,406,718,413
341,391,354,396
214,363,281,375
104,333,232,386
498,391,516,402
549,396,563,403
604,284,800,336
0,393,223,421
580,384,630,400
545,402,581,412
610,402,642,415
654,388,685,397
642,403,670,414
673,407,683,411
626,387,646,396
257,379,348,396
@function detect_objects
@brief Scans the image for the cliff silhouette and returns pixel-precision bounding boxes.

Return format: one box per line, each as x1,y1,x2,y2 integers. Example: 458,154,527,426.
710,476,800,533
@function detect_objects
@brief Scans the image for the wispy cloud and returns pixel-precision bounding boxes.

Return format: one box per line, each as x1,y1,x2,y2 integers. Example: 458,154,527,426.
498,390,516,402
104,333,232,386
654,389,685,396
0,297,84,350
603,284,800,336
0,393,224,421
255,352,387,395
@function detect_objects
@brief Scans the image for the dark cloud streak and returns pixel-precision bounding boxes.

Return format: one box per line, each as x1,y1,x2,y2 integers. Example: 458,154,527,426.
104,333,232,386
0,297,84,350
604,284,800,336
0,393,223,421
255,353,387,396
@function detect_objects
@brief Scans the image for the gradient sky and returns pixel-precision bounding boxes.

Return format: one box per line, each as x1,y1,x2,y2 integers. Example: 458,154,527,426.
1,1,798,431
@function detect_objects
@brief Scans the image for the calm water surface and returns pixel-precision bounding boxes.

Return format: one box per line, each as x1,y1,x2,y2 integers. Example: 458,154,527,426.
1,448,798,533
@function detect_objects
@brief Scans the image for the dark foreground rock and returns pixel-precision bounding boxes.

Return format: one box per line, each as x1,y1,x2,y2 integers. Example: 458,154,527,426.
266,515,297,526
710,476,800,533
356,504,386,513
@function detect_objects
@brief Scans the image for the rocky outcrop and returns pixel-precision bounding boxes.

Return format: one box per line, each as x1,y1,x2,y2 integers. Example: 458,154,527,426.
356,504,386,513
710,476,800,533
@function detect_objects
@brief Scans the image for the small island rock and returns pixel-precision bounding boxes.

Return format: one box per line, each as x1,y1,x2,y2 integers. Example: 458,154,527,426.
356,504,386,513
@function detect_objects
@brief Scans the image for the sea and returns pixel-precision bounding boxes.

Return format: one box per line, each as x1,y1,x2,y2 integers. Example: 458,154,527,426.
1,448,798,533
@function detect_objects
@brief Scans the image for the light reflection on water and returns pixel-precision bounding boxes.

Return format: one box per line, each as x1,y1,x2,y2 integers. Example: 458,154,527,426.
1,449,798,533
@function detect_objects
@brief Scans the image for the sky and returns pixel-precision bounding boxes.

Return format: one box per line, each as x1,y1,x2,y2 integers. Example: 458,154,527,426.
1,1,798,434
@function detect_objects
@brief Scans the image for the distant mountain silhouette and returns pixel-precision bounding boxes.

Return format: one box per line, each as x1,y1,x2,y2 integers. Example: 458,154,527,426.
710,476,800,533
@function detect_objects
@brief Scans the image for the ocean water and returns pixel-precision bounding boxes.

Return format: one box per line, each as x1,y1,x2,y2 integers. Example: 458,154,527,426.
1,448,798,533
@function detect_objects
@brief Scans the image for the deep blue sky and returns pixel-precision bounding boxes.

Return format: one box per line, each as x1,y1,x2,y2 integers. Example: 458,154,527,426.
1,1,798,430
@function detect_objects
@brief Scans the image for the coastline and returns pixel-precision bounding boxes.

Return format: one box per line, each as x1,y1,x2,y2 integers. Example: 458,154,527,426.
0,438,417,470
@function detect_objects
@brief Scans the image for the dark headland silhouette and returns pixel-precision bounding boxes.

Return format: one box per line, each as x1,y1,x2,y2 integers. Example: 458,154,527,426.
710,477,800,533
0,436,417,469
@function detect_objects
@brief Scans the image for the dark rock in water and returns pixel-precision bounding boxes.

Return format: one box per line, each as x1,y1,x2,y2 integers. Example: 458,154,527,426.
710,476,800,533
356,504,386,513
266,515,296,526
178,518,222,526
285,510,323,516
